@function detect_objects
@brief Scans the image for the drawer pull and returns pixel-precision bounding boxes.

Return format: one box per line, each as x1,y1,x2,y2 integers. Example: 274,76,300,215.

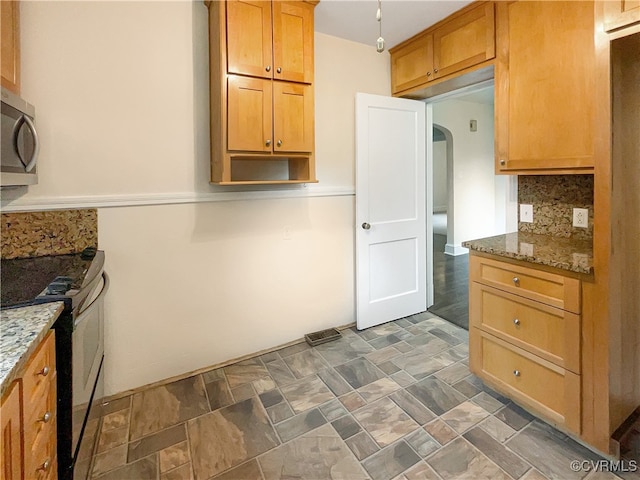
39,411,52,423
512,277,520,286
513,369,521,377
513,318,521,326
37,459,51,472
37,366,50,377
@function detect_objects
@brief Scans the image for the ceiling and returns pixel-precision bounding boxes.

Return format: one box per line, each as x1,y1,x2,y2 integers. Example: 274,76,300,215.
314,0,474,51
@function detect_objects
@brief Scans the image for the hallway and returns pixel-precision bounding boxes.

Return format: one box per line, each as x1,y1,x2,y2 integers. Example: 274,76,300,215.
428,234,469,330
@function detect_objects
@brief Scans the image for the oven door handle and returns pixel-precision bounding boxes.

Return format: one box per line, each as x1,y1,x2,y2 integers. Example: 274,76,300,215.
75,273,109,326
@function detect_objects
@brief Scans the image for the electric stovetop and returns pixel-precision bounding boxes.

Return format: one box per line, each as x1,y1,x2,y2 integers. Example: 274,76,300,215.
1,248,102,310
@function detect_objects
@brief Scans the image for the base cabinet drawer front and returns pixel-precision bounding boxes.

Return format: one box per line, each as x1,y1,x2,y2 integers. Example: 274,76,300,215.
22,332,56,415
24,426,56,480
471,329,581,434
471,282,580,373
470,255,581,313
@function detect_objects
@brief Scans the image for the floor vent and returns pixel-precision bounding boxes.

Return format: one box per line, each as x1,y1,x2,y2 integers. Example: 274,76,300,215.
305,328,342,346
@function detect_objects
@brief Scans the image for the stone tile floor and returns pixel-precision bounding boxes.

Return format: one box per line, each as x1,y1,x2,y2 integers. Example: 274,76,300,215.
86,312,640,480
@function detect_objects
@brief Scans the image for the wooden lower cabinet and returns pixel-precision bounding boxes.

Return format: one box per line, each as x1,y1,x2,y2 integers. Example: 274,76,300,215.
471,329,581,433
1,382,22,480
469,253,582,434
0,331,57,480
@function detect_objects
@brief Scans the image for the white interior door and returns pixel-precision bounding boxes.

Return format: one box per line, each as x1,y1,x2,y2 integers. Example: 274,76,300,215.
356,93,431,330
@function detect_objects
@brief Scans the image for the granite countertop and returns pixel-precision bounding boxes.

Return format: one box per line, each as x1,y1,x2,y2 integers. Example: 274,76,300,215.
462,232,594,275
0,302,64,397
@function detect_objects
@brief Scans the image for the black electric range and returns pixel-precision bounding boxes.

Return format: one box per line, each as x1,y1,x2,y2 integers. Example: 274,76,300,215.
1,249,107,480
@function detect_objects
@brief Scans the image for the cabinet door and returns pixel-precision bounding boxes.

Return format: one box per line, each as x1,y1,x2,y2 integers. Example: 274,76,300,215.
432,2,495,80
0,0,20,94
604,0,640,32
273,81,313,153
390,33,433,95
495,1,596,173
1,381,23,480
226,0,273,79
272,1,314,84
227,75,273,152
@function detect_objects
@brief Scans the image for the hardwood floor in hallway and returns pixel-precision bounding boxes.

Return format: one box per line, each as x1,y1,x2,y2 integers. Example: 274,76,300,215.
428,234,469,330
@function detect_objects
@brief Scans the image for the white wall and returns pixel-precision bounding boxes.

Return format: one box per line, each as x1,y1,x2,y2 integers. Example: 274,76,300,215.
15,1,390,395
432,99,506,253
432,140,447,212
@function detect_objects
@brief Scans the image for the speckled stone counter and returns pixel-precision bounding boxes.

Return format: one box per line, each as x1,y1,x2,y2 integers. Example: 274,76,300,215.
0,302,63,397
463,232,593,275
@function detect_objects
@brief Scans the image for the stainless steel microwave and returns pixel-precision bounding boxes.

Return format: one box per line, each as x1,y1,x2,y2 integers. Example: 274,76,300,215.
1,87,39,187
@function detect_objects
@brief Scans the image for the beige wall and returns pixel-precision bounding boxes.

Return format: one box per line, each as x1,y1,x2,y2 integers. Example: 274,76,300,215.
13,1,390,394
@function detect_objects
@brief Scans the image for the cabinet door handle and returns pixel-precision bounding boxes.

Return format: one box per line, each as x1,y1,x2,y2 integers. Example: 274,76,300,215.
276,67,282,74
427,71,431,77
37,366,50,377
37,459,51,472
434,68,439,74
513,318,521,326
276,139,282,147
265,139,271,147
39,411,52,423
512,277,520,286
500,159,506,166
513,370,521,377
265,65,271,72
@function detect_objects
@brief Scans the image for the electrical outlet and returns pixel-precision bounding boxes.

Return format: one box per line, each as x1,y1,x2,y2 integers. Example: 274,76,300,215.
520,204,533,223
573,208,589,228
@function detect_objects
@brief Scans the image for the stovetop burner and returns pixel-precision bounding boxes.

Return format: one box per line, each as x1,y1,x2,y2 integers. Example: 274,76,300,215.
1,249,102,310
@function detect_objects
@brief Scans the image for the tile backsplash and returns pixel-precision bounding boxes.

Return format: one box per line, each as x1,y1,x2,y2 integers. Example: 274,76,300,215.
1,209,98,259
518,175,593,240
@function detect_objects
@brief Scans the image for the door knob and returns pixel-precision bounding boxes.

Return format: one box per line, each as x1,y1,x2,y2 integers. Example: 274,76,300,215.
362,223,371,230
276,139,282,147
277,67,282,74
513,370,521,377
265,139,271,147
265,65,271,72
512,277,520,286
513,318,521,326
434,68,439,73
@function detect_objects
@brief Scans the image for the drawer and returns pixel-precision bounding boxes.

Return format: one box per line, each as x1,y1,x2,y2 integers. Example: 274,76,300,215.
470,255,581,313
23,372,56,454
470,283,580,373
470,328,581,434
22,331,56,415
24,423,57,480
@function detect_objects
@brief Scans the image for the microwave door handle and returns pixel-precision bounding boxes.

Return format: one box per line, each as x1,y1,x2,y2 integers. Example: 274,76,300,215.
12,115,26,166
22,115,40,173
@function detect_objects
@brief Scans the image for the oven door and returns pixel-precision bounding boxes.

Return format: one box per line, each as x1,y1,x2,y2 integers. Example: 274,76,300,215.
71,273,108,475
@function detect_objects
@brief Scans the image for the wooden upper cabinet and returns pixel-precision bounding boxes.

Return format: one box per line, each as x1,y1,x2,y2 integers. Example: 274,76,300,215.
432,2,495,80
495,1,596,174
1,0,20,94
226,0,314,84
227,75,272,152
273,81,313,152
226,0,273,79
391,33,434,95
273,1,314,84
603,0,640,32
390,2,495,96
